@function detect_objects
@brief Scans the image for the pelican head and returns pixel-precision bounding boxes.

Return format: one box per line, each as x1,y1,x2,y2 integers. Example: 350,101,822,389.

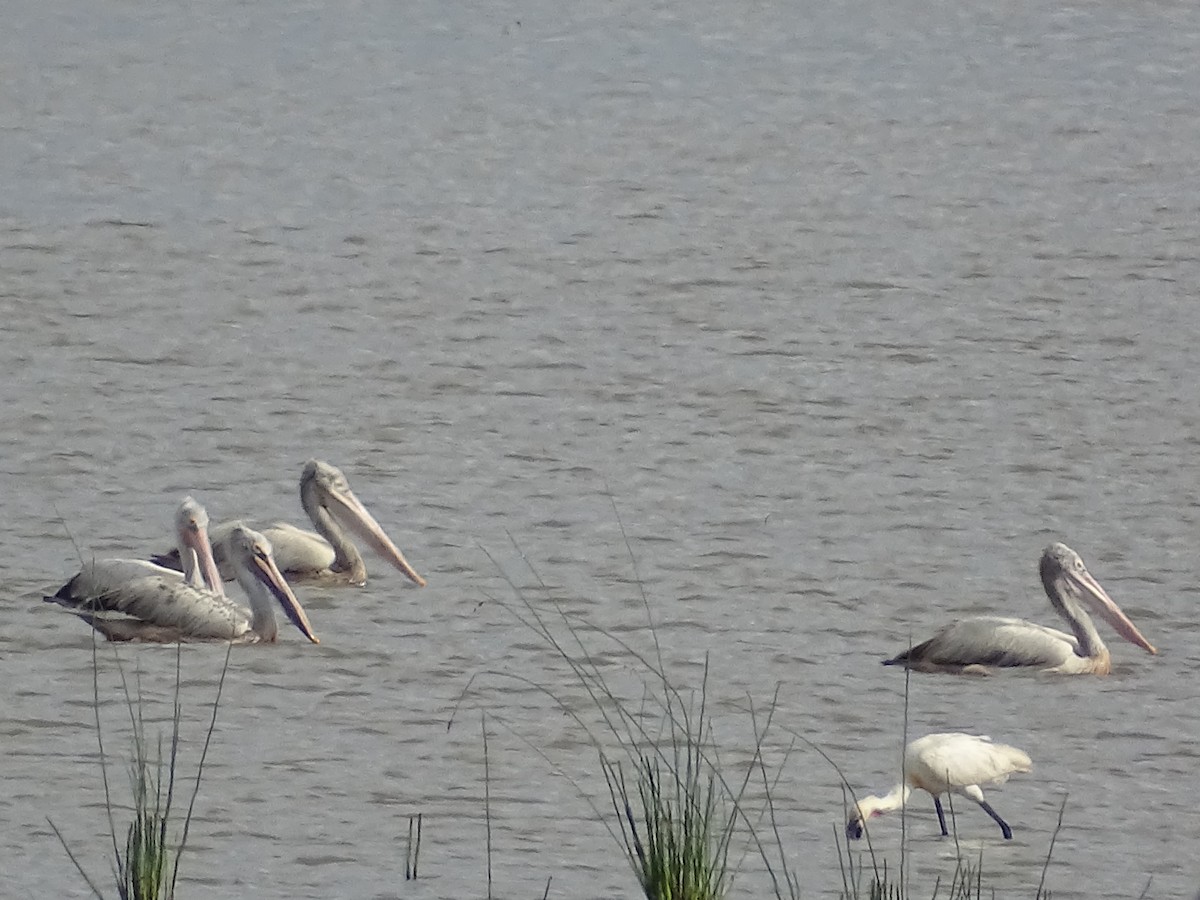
175,496,225,596
227,525,320,643
1039,542,1156,655
301,458,426,586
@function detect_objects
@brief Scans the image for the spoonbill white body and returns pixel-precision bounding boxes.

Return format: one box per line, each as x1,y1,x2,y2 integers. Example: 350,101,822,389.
846,732,1032,841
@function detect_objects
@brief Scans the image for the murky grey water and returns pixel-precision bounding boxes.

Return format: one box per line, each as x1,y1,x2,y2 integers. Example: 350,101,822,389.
3,1,1199,897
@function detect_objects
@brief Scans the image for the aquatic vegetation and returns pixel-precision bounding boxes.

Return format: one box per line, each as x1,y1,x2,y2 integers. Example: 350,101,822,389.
456,530,801,900
49,640,231,900
603,713,734,900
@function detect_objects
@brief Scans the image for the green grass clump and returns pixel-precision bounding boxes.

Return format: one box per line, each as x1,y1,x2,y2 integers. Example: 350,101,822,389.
456,528,800,900
50,639,231,900
117,711,173,900
608,747,730,900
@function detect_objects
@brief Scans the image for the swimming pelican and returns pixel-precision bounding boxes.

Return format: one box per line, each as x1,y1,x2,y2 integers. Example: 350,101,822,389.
846,733,1032,841
48,512,320,644
45,496,223,597
152,460,425,587
883,542,1156,675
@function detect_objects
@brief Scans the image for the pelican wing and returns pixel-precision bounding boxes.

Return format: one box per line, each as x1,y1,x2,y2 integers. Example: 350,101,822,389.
50,559,179,592
147,547,185,571
49,561,251,641
254,522,337,576
885,617,1078,671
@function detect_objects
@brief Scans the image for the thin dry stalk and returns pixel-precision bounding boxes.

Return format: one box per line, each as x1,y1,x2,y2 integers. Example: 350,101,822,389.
483,712,494,900
404,813,422,880
1035,794,1067,900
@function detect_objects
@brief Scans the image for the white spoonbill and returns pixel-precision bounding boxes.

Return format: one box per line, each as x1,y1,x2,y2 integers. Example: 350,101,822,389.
48,509,319,644
884,542,1156,675
152,459,425,587
846,733,1032,841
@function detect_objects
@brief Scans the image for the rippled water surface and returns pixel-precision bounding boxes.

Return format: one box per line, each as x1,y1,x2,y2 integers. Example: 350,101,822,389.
3,1,1200,897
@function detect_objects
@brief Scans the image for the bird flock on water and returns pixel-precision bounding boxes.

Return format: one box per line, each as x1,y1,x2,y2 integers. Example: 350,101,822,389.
45,460,424,646
849,539,1155,843
43,464,1159,844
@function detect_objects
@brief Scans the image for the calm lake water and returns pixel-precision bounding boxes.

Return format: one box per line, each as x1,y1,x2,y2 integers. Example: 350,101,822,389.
3,1,1199,897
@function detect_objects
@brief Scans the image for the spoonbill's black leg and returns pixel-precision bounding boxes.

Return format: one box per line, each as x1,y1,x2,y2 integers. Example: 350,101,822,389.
978,801,1013,840
932,797,949,836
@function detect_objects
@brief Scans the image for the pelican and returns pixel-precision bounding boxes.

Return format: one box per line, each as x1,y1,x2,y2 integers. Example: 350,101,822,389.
883,542,1156,675
151,459,425,587
58,496,227,597
846,733,1032,841
47,508,320,644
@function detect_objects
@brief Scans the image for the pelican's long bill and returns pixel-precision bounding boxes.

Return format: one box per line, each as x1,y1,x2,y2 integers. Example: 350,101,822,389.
189,516,226,596
173,495,226,596
246,541,321,643
327,482,426,587
1058,556,1156,655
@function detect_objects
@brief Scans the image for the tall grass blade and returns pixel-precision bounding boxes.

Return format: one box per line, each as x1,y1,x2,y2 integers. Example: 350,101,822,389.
483,712,494,900
46,816,107,900
1035,794,1067,900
